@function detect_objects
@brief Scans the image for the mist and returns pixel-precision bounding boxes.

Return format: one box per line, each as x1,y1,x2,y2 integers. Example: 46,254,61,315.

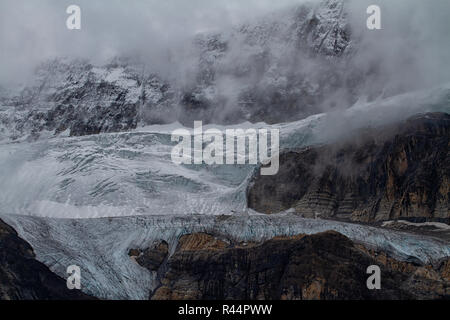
0,0,449,121
0,0,303,86
347,0,450,94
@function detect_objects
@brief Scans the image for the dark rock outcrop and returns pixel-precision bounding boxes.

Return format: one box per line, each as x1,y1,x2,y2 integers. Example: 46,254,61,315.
248,113,450,223
0,219,94,300
137,231,449,300
129,241,169,272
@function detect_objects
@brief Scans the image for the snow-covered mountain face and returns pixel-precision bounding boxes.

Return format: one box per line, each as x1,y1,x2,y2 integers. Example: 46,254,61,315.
2,0,450,143
2,0,449,143
0,58,159,141
0,0,379,141
184,0,354,124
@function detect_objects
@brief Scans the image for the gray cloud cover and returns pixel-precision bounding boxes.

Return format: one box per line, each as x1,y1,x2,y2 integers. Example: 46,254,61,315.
0,0,449,92
0,0,302,86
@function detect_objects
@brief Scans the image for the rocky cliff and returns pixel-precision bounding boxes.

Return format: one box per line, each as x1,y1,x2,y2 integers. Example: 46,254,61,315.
130,231,449,300
248,113,450,223
0,219,93,300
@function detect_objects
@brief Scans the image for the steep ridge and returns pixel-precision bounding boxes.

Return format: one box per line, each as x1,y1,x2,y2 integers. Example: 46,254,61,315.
184,0,355,125
248,113,450,223
0,58,165,141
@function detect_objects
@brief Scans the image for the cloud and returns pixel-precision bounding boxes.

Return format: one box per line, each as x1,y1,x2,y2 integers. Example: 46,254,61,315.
0,0,449,107
346,0,450,92
0,0,304,86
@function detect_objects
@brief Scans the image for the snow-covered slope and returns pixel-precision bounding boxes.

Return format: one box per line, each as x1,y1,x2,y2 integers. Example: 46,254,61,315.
0,57,174,142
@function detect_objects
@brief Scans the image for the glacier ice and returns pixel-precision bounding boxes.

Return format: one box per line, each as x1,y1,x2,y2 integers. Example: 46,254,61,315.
1,214,450,300
0,84,449,219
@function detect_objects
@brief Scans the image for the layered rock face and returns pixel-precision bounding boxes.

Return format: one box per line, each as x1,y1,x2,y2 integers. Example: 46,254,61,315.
248,113,450,223
129,241,169,272
0,219,93,300
131,232,449,300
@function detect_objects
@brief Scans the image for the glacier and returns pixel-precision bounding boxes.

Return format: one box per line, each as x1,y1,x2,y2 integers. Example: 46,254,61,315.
0,0,449,301
0,84,449,299
1,214,450,300
0,83,449,218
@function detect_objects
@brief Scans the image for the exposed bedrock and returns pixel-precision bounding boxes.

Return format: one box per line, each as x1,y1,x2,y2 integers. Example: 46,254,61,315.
248,113,450,223
130,232,450,300
0,219,93,300
3,214,449,299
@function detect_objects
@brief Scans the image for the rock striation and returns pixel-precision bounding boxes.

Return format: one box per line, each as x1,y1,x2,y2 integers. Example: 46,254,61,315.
248,113,450,224
131,231,450,300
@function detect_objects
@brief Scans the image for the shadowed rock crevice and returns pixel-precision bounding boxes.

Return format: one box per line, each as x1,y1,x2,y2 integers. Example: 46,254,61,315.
129,241,169,272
